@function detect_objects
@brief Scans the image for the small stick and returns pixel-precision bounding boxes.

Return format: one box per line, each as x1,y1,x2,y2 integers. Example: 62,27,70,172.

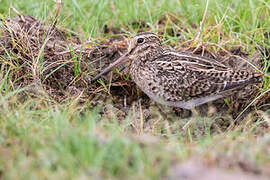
10,6,25,22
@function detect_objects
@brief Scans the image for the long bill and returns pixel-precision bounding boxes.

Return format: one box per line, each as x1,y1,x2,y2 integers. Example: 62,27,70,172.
90,53,129,84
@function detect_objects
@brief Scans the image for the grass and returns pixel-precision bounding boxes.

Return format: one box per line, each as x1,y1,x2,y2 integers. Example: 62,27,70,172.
0,0,270,179
0,96,269,179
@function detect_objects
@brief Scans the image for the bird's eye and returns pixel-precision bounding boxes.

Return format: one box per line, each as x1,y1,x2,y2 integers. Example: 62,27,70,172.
137,38,144,44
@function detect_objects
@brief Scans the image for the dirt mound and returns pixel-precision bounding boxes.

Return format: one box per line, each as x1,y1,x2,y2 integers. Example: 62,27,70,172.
0,15,269,126
0,15,128,100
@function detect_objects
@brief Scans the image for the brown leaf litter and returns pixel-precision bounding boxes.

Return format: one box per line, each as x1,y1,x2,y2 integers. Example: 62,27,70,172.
0,14,269,129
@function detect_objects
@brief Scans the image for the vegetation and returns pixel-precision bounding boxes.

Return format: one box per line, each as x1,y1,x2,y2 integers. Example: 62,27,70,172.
0,0,269,179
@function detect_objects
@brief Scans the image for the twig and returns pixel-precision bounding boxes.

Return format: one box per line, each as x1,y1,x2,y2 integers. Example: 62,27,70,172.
10,6,25,22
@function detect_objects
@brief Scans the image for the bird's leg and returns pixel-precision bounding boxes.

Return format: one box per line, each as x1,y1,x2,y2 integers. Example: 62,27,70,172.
156,103,169,120
182,108,199,132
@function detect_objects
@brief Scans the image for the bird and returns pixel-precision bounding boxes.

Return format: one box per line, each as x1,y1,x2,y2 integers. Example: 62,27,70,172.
91,32,264,109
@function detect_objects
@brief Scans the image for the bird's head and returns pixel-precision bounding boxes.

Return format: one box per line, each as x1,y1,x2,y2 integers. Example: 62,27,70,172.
90,32,162,83
127,32,162,58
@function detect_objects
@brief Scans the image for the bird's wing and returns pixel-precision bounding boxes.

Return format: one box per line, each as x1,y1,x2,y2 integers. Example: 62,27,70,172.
161,50,230,72
150,53,262,109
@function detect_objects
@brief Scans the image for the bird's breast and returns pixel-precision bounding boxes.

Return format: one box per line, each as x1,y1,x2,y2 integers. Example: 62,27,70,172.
130,62,158,90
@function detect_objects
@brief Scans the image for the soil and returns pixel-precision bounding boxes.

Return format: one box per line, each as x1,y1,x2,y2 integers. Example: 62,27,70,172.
0,15,269,129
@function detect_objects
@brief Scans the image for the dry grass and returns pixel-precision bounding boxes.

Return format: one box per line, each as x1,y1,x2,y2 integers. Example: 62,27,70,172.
0,0,269,179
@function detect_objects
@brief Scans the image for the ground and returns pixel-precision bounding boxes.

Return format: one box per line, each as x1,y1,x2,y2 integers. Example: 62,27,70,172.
0,0,269,179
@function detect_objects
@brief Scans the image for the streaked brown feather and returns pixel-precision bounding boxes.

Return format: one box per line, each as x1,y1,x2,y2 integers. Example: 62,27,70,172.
92,32,264,109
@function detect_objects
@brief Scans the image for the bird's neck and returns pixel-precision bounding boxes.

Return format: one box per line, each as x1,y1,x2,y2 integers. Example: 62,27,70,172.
129,46,163,81
131,46,163,65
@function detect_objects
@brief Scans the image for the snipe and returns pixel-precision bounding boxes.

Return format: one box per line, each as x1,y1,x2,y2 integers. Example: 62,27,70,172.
91,32,263,109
